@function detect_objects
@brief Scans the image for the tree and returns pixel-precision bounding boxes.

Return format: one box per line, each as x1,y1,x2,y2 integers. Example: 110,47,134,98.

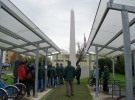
98,58,112,73
76,42,85,66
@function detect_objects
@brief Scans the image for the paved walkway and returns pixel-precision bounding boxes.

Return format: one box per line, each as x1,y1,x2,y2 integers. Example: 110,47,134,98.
88,85,118,100
18,89,52,100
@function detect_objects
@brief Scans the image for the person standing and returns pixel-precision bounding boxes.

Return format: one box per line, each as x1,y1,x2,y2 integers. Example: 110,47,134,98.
38,63,45,92
75,65,81,85
64,61,75,97
53,66,57,87
18,62,29,97
48,64,55,88
56,63,61,86
60,63,64,84
103,65,110,93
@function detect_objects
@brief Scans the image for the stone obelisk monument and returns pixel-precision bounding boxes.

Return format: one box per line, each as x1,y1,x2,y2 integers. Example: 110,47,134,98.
69,9,76,67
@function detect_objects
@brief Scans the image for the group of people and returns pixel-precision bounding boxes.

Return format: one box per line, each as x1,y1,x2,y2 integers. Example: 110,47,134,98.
90,64,110,94
17,60,81,97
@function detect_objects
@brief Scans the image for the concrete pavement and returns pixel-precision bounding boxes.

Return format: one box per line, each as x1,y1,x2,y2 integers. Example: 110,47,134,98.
88,85,118,100
18,89,52,100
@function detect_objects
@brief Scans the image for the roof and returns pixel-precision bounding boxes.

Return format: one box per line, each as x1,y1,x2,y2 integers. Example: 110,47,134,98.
86,0,135,58
0,0,61,57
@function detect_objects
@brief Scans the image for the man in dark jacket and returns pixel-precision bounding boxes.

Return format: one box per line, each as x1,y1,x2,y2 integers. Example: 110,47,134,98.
64,61,75,97
38,63,45,92
60,63,64,84
103,65,110,93
75,65,81,85
48,65,55,88
56,63,61,86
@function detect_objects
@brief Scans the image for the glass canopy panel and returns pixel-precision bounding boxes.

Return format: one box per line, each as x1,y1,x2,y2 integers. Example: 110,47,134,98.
0,42,13,48
26,52,36,56
86,0,135,58
48,48,57,53
99,48,113,56
107,51,123,57
0,9,42,42
114,0,135,6
23,45,36,50
88,46,101,54
0,32,26,45
131,43,135,50
40,43,50,48
1,0,37,28
12,48,26,52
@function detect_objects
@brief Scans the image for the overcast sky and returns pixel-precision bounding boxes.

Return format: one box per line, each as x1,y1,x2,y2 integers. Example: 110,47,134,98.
10,0,100,51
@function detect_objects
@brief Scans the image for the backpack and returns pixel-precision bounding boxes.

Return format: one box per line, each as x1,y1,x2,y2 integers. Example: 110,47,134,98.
26,72,32,80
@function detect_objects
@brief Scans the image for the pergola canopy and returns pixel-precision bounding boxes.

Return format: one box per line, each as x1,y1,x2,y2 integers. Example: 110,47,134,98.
0,0,61,57
86,0,135,58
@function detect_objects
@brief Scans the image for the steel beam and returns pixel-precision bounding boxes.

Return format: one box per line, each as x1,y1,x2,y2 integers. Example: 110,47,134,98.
95,46,99,97
92,43,124,52
121,9,133,100
112,59,115,79
89,54,91,78
0,49,3,74
34,44,39,98
108,3,135,13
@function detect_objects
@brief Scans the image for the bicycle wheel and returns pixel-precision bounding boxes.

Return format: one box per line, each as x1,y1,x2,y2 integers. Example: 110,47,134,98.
14,83,26,98
5,85,19,100
0,88,8,100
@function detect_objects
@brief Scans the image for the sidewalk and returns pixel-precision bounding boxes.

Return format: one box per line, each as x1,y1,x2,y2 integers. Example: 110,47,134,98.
18,88,52,100
88,85,118,100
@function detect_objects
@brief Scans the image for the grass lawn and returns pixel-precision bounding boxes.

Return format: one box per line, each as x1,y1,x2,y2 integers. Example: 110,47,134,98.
40,78,93,100
109,73,135,86
2,74,14,85
2,67,13,72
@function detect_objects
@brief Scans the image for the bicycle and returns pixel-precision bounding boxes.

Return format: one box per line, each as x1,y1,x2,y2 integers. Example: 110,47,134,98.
0,77,19,100
0,88,8,100
10,77,26,98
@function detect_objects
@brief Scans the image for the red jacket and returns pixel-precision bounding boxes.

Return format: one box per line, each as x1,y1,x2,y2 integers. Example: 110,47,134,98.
17,65,26,80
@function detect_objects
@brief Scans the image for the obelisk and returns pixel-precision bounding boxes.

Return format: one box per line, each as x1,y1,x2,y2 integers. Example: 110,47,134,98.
69,9,76,67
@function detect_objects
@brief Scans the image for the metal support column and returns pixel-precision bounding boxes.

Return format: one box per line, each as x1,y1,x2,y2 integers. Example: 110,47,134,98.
95,46,99,97
134,52,135,77
45,48,48,91
89,54,91,78
34,44,40,98
16,53,18,60
112,59,115,79
0,49,3,75
56,54,58,65
121,8,133,100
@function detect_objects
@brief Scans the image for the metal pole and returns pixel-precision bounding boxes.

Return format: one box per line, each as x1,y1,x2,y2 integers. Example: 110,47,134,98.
134,52,135,77
0,49,3,75
56,54,58,64
89,54,91,78
16,53,18,60
95,46,99,97
34,44,39,98
112,59,115,79
121,8,133,100
45,48,48,91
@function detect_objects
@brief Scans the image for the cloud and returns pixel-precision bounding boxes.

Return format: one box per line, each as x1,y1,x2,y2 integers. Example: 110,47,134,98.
10,0,100,50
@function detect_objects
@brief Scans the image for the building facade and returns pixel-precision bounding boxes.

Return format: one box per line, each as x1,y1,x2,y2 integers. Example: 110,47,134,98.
52,54,95,70
4,51,14,63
